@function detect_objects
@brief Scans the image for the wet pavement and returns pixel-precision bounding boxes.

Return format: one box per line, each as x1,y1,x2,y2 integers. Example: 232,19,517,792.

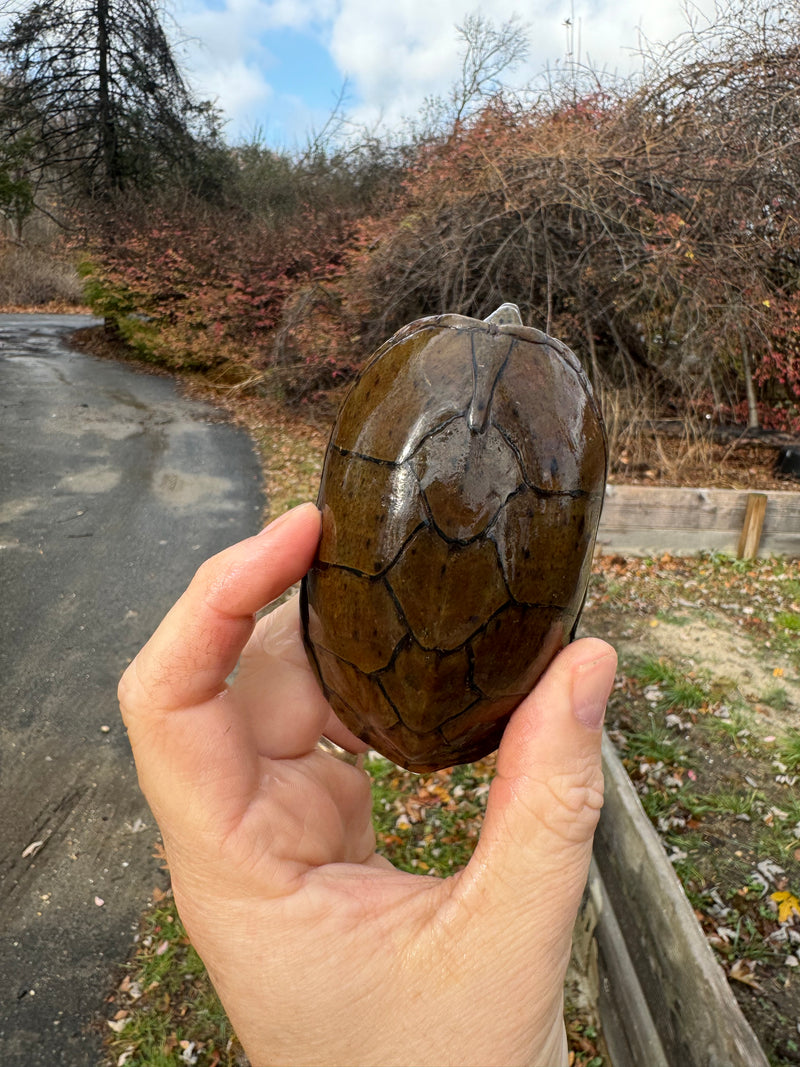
0,314,265,1066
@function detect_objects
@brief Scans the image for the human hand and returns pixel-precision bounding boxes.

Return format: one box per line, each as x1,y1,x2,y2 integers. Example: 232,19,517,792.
119,502,616,1067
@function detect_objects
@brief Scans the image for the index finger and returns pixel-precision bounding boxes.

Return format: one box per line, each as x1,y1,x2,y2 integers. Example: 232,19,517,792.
119,502,321,716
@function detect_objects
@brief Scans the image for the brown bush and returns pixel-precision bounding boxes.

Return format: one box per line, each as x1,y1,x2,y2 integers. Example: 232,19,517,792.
0,241,84,307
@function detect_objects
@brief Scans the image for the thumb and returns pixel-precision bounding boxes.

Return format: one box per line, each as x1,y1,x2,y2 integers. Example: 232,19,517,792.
462,637,616,940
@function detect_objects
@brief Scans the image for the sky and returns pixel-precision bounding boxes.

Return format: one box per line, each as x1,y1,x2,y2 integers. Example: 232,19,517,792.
169,0,720,147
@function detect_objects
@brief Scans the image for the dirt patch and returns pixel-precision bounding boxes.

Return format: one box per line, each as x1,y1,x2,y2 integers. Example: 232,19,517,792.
616,617,800,729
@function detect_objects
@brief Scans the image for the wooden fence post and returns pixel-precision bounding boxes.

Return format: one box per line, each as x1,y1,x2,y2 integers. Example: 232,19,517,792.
737,493,768,560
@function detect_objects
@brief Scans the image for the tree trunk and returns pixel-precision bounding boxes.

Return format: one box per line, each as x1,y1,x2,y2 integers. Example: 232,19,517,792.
95,0,120,189
738,325,760,430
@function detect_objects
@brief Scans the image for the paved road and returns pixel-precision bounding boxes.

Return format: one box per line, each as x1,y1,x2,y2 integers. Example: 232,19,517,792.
0,314,265,1066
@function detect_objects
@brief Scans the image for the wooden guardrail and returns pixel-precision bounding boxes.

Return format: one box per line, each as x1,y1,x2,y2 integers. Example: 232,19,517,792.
597,486,800,558
581,735,769,1067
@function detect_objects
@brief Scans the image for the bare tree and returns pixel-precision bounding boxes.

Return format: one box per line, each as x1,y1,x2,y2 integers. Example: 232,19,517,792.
412,12,531,141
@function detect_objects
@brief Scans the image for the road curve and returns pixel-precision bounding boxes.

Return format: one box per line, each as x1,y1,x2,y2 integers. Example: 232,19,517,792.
0,314,265,1066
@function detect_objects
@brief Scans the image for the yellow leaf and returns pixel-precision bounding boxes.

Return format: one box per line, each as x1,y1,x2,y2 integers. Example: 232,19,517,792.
771,890,800,924
762,299,771,307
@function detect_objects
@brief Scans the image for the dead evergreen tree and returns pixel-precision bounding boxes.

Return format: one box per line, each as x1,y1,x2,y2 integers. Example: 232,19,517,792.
0,0,222,197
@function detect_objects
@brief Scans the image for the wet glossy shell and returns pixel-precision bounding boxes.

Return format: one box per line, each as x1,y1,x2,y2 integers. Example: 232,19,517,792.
300,305,607,772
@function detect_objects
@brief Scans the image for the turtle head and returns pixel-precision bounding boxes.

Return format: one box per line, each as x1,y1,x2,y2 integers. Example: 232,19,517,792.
484,303,522,327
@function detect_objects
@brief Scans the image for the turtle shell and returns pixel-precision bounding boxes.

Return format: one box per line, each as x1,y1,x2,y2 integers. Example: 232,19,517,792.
300,304,607,772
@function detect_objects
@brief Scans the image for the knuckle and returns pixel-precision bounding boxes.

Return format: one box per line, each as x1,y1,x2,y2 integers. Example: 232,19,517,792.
538,758,604,842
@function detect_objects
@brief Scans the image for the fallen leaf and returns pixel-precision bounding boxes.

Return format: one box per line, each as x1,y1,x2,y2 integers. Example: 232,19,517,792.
152,842,169,869
771,891,800,924
729,958,762,989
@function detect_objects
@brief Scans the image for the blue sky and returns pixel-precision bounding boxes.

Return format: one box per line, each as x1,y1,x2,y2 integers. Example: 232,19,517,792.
170,0,719,147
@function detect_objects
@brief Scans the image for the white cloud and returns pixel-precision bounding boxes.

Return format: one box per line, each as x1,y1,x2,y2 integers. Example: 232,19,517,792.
327,0,719,132
202,58,275,116
329,0,527,127
170,0,720,143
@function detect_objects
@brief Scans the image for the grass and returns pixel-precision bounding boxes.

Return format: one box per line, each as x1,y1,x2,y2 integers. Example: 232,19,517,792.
777,728,800,770
625,719,683,765
699,704,756,750
683,788,764,818
104,898,243,1067
762,685,791,712
593,557,800,1066
633,655,710,710
368,754,488,877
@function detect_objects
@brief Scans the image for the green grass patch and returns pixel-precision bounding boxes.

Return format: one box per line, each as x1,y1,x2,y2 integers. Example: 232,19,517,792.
104,897,242,1067
698,704,756,751
633,656,710,710
624,719,683,764
368,753,489,877
762,685,791,712
777,727,800,770
683,788,764,818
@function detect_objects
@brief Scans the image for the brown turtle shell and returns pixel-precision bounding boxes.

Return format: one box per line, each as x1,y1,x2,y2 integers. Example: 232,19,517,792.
300,304,607,772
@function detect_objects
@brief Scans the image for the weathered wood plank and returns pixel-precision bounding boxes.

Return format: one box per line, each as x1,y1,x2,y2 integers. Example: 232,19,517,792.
593,733,768,1067
586,859,670,1067
737,492,768,559
597,485,800,557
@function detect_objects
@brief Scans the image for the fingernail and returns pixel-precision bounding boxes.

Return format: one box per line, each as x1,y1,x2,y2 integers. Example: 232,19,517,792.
258,502,318,536
572,651,617,729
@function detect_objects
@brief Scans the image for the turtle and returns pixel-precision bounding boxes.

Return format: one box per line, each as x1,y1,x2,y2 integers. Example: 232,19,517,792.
300,303,607,772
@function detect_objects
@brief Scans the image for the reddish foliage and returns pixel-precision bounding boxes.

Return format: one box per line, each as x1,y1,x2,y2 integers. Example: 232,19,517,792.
83,196,366,381
80,53,800,425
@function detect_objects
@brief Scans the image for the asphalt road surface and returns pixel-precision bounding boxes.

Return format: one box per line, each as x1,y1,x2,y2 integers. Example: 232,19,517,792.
0,314,265,1066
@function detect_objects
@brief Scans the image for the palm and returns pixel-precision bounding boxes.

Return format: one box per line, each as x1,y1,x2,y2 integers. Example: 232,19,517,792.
160,596,392,894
